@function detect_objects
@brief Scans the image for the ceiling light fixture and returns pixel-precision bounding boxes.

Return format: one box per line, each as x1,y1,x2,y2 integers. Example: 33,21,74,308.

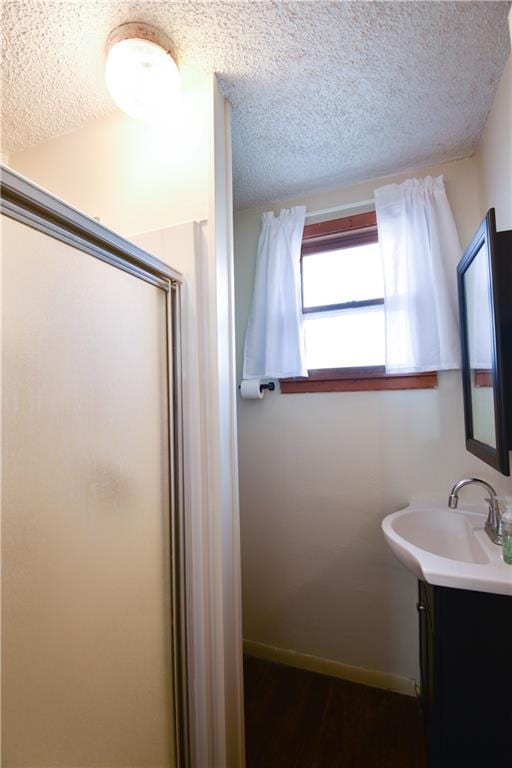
105,22,180,122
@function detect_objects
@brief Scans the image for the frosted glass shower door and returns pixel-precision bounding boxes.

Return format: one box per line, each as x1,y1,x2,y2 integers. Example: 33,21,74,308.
2,215,177,767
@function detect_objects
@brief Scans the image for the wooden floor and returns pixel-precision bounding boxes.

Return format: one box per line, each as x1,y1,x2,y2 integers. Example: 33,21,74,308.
244,656,427,768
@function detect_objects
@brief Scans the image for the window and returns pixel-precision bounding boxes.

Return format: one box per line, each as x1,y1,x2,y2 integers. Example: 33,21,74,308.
302,213,384,369
280,211,437,393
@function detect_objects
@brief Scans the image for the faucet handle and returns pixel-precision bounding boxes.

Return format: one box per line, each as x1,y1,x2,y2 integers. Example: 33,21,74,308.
487,497,502,527
484,497,503,544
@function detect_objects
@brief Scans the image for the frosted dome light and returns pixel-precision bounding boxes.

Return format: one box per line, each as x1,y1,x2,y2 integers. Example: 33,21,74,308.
105,24,180,122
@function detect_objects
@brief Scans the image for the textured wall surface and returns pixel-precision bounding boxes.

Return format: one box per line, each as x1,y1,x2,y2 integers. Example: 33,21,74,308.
476,54,512,231
1,1,510,208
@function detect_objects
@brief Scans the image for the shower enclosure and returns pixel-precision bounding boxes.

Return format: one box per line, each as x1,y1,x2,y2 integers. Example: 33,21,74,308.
1,168,188,767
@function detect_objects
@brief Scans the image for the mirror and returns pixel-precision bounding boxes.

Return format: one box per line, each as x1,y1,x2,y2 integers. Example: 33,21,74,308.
464,240,496,447
457,209,511,476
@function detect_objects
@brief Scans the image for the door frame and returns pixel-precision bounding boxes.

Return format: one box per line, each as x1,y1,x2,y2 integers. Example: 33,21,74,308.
1,165,191,768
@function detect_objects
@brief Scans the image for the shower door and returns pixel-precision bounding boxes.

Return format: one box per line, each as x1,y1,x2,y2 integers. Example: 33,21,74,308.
1,170,186,768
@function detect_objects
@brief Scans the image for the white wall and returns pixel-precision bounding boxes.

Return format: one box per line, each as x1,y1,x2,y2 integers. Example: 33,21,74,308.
133,221,213,768
129,81,244,768
133,92,245,768
6,73,244,768
206,91,245,768
234,155,512,685
8,67,210,237
476,54,512,230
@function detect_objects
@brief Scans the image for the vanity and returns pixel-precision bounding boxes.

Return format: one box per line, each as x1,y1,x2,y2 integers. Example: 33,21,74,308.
382,503,512,768
418,580,511,768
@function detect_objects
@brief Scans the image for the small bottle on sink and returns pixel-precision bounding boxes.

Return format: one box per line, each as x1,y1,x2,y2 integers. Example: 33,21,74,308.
500,499,512,565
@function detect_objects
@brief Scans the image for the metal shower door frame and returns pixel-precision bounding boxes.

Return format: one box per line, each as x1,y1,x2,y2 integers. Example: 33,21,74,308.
0,165,190,768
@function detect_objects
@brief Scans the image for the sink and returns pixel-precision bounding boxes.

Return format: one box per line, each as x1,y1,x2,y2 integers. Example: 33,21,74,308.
382,505,512,596
391,507,489,564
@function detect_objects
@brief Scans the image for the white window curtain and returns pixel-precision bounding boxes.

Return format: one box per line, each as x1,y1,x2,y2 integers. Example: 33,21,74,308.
243,206,308,379
374,175,461,373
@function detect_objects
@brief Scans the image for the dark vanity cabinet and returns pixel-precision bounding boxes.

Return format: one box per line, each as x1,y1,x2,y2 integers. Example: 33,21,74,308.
418,580,512,768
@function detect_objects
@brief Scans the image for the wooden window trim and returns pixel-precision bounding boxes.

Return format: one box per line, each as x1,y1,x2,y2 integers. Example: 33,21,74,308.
280,367,438,394
474,369,492,387
301,211,378,251
281,211,439,393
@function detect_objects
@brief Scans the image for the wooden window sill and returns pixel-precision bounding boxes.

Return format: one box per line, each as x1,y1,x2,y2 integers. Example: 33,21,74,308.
280,367,438,393
474,369,492,387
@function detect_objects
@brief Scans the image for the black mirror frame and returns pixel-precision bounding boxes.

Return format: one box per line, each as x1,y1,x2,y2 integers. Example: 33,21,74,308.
457,208,511,476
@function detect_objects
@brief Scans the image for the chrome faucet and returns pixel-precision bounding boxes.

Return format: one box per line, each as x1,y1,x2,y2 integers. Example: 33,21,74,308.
448,478,502,545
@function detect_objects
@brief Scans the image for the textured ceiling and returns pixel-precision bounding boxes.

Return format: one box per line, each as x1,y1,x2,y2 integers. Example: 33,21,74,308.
1,1,510,208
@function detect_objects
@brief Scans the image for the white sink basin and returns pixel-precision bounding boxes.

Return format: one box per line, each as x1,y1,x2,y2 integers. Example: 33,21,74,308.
382,505,512,596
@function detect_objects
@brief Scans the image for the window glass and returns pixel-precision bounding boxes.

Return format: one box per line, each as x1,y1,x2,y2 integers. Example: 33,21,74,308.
302,242,383,309
304,304,385,369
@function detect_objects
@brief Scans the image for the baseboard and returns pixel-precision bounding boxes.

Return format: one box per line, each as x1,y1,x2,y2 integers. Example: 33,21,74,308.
243,639,417,698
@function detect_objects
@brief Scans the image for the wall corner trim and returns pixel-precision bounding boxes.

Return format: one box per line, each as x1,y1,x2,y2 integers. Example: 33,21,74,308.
243,639,417,698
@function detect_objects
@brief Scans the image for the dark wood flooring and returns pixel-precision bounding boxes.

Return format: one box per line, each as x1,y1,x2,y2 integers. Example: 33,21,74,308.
243,655,427,768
